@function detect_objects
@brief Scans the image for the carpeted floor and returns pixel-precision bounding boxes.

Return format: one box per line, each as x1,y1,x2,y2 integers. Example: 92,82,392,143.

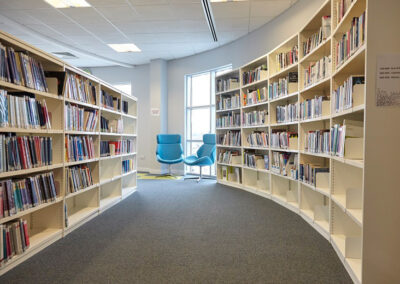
1,179,352,283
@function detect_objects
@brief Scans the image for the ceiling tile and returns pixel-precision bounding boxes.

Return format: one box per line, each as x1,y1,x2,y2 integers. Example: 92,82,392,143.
250,0,292,18
170,3,204,21
211,2,250,19
95,5,138,21
132,5,174,21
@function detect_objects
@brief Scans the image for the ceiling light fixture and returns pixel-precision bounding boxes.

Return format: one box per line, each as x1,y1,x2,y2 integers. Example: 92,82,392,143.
44,0,91,8
201,0,218,42
108,43,141,53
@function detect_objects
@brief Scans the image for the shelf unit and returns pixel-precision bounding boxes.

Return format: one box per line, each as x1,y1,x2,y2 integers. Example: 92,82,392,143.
215,0,399,282
0,30,138,274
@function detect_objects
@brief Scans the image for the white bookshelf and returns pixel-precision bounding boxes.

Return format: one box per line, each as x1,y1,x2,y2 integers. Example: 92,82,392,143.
0,30,138,275
215,0,399,282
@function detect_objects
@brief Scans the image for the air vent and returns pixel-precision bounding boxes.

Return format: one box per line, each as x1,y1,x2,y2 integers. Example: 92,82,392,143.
52,52,77,59
201,0,218,42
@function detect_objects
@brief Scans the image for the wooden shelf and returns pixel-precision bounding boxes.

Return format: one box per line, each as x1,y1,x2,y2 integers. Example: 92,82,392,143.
65,97,99,109
0,80,61,100
68,207,99,228
242,101,268,109
216,87,241,96
269,91,299,103
0,30,138,276
241,77,269,89
216,107,240,113
217,162,242,168
0,197,63,224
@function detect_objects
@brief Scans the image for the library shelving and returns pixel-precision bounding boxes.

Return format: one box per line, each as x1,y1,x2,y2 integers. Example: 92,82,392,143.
216,0,400,282
0,30,138,274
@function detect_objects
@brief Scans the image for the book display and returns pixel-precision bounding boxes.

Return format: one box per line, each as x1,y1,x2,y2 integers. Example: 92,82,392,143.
215,0,398,281
0,30,137,274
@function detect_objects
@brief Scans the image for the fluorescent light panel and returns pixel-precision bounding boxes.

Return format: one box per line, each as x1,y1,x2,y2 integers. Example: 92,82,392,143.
108,43,141,53
44,0,91,8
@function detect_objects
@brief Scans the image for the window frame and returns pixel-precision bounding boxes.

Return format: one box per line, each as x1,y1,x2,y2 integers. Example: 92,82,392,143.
184,64,232,176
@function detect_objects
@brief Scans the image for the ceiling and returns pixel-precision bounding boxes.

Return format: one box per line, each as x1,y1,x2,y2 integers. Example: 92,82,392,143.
0,0,298,67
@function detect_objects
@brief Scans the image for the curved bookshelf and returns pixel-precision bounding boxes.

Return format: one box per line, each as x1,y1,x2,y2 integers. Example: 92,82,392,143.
215,0,369,282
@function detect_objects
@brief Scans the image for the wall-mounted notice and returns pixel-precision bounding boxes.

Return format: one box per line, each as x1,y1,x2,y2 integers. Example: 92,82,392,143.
151,108,160,116
376,54,400,106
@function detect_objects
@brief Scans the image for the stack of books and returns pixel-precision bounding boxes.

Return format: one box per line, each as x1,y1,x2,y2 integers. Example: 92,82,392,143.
66,165,93,194
65,135,95,162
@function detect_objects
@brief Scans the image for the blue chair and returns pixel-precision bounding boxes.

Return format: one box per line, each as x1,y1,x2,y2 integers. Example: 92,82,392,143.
184,134,216,181
156,134,184,175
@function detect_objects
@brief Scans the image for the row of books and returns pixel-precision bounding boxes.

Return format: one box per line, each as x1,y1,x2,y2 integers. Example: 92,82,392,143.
242,64,268,85
220,166,241,183
217,93,240,110
121,139,135,154
66,165,93,194
100,116,123,134
302,16,331,57
216,113,240,128
271,131,298,149
299,95,329,120
303,55,331,88
217,131,241,147
100,140,121,157
64,103,98,132
0,91,51,129
244,152,269,170
0,135,52,173
101,140,135,156
332,75,364,113
336,0,354,25
242,110,267,126
276,103,298,124
331,119,363,158
101,90,120,111
304,129,330,154
65,135,95,162
271,152,298,179
246,131,268,148
299,163,329,187
122,101,128,114
64,72,97,105
276,45,298,70
0,219,30,262
216,77,239,93
243,87,267,106
122,159,134,174
0,44,48,92
0,172,58,218
268,72,298,100
217,150,240,165
335,12,366,68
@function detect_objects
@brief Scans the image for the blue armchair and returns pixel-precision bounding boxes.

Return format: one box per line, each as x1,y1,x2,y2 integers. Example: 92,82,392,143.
156,134,184,175
184,134,216,181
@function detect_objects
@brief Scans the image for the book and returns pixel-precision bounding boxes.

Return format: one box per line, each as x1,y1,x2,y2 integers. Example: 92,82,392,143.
0,90,51,129
0,134,52,173
242,110,267,126
122,159,134,174
66,164,93,194
64,103,98,132
242,64,268,85
101,90,120,111
276,45,298,70
0,219,30,261
246,131,268,148
217,131,241,146
276,102,298,123
65,135,95,162
64,72,97,105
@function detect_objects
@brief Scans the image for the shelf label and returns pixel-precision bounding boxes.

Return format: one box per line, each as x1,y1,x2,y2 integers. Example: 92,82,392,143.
376,54,400,106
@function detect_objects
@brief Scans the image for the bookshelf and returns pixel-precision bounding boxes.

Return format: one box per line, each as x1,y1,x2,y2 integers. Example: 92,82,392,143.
0,30,138,274
216,0,400,282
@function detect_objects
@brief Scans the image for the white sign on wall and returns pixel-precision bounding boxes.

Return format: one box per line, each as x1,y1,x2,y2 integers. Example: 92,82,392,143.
376,54,400,107
151,108,160,116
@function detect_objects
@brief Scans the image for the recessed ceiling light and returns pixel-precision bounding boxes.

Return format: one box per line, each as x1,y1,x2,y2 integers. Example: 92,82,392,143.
44,0,91,8
108,43,141,53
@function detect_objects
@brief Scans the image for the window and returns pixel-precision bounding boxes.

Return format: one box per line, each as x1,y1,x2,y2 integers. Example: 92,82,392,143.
113,83,131,95
185,65,232,176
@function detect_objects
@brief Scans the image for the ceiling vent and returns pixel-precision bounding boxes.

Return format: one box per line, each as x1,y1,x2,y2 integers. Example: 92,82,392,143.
201,0,218,42
52,52,77,59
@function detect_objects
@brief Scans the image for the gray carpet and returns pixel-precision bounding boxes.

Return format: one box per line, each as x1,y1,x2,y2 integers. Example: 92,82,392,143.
1,179,352,283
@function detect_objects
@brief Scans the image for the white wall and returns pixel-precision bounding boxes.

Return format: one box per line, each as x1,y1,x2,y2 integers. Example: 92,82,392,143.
89,65,151,172
89,0,324,174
